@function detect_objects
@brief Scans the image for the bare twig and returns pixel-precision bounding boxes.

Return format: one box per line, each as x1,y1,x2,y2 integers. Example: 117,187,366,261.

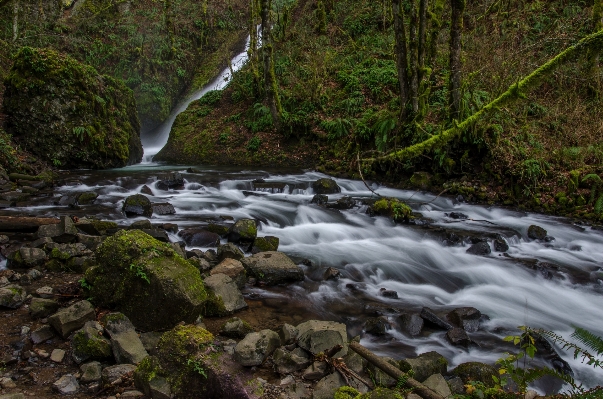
357,152,381,198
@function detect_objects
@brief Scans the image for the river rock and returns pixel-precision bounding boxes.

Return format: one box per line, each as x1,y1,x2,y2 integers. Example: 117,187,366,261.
251,236,279,253
399,351,448,382
423,374,452,397
102,364,137,384
123,194,153,217
494,237,509,252
210,258,246,289
152,202,176,215
364,317,389,335
420,307,453,330
447,307,481,332
130,219,153,230
313,371,368,399
6,247,47,268
48,299,96,338
242,251,304,285
156,172,185,190
179,229,221,247
227,218,257,245
0,284,27,308
220,317,254,339
53,374,79,394
399,313,424,336
77,234,104,251
80,361,103,383
296,320,348,357
140,185,154,196
452,362,498,387
327,196,355,210
29,297,59,319
312,178,341,194
527,224,547,240
311,194,328,205
38,216,78,243
85,230,207,331
234,329,281,366
446,327,471,347
273,347,312,374
31,325,55,344
203,273,247,316
279,323,298,345
323,267,340,280
71,321,112,363
466,241,491,255
302,361,328,380
368,356,398,387
77,191,98,205
103,312,149,364
217,242,245,262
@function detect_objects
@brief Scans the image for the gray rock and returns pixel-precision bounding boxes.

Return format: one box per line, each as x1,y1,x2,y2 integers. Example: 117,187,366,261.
0,276,9,287
9,247,47,268
447,307,481,332
312,371,367,399
139,332,163,353
77,234,104,251
217,242,245,262
27,268,43,280
29,298,60,319
140,185,154,196
446,376,465,394
528,224,547,240
53,374,79,394
368,356,399,387
466,241,491,255
242,251,304,285
220,317,254,339
0,284,26,308
77,191,98,205
140,229,170,243
155,172,184,190
273,347,312,374
204,273,247,317
122,194,153,218
47,242,92,259
147,377,172,399
400,351,448,382
31,325,55,344
80,361,102,383
30,236,53,248
49,300,96,338
400,313,424,336
234,329,281,366
494,238,509,252
452,362,498,387
35,286,54,298
364,317,389,335
323,267,340,280
51,348,66,363
301,361,328,380
420,307,453,330
227,218,257,245
279,323,298,345
311,194,328,205
422,374,452,397
71,321,112,363
152,202,176,215
251,236,279,254
342,351,366,374
178,228,221,247
103,313,149,364
129,219,154,230
0,234,8,244
296,320,347,357
312,178,341,195
102,364,137,384
38,216,78,243
0,378,18,389
447,328,471,347
0,394,25,399
188,256,212,272
211,258,246,289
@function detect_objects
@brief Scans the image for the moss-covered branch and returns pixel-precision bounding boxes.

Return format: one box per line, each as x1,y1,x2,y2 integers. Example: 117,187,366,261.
362,28,603,165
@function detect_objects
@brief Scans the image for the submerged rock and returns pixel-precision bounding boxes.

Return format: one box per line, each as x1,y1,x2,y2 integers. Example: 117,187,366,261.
3,46,142,168
312,178,341,194
527,224,547,240
85,230,207,330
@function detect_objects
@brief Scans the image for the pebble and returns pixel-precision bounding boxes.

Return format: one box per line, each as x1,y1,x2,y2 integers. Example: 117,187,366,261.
50,349,66,363
35,286,53,299
0,376,17,388
35,349,50,359
20,326,30,336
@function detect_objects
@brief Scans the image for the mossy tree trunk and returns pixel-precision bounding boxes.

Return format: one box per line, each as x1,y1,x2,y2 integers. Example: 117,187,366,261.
589,0,603,97
449,0,464,120
12,0,18,42
249,0,261,97
260,0,282,130
392,0,410,121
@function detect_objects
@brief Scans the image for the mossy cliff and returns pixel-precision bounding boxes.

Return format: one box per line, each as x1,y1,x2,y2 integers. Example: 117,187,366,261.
3,46,142,169
85,230,207,330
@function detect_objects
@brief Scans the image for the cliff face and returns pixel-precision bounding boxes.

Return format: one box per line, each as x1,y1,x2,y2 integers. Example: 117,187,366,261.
4,47,142,169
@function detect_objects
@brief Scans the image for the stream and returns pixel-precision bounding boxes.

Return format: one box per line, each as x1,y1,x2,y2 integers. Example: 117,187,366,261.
1,37,603,393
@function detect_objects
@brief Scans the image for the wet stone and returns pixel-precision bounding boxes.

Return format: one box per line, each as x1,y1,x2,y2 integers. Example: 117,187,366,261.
53,374,79,395
152,202,176,215
447,328,471,347
399,313,424,336
466,241,491,255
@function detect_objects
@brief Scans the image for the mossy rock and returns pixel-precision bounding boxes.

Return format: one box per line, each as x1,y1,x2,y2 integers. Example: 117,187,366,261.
3,47,142,169
370,197,413,223
227,218,257,244
334,387,404,399
71,322,113,361
85,230,207,330
451,362,498,388
409,171,432,190
312,178,341,194
122,194,153,218
250,236,279,253
77,191,99,205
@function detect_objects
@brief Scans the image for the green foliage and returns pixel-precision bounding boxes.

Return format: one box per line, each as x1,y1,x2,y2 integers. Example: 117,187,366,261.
247,136,261,152
245,103,273,133
582,174,603,214
198,90,223,106
321,118,352,141
538,327,603,370
78,278,91,290
130,263,150,284
219,133,229,144
186,358,207,378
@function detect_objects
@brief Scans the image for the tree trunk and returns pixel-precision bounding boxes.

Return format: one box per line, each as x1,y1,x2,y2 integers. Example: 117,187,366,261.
260,0,281,129
392,0,410,121
12,0,18,42
409,0,419,115
428,0,445,69
349,341,445,399
249,0,261,96
449,0,465,120
418,0,427,79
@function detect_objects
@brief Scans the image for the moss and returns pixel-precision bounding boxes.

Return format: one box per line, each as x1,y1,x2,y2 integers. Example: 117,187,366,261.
72,330,112,359
206,223,229,236
202,291,227,317
372,197,413,222
50,247,71,261
136,355,164,383
78,192,98,204
89,220,118,233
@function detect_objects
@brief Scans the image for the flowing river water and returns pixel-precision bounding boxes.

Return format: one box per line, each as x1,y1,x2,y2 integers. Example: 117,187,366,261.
1,39,603,393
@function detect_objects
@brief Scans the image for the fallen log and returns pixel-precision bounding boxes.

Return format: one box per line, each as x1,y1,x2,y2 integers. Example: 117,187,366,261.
0,216,60,233
349,341,445,399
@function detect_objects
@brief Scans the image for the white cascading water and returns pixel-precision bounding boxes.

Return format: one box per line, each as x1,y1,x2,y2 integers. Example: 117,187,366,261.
4,167,602,391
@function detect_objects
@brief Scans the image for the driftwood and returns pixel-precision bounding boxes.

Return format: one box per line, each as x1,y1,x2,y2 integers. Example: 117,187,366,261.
0,216,59,233
349,341,445,399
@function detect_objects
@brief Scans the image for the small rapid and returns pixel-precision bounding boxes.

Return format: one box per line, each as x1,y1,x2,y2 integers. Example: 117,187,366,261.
2,165,602,390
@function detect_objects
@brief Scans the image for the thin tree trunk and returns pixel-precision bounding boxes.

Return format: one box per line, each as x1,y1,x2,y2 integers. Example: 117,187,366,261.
249,0,261,96
449,0,465,119
260,0,281,129
392,0,409,121
428,0,444,69
12,0,18,42
349,342,444,399
409,0,419,115
418,0,428,79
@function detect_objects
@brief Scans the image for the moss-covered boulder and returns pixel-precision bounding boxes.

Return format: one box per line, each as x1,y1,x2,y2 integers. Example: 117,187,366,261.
122,194,153,218
3,47,142,169
369,197,413,223
227,218,257,245
85,230,207,330
312,178,341,194
135,325,253,399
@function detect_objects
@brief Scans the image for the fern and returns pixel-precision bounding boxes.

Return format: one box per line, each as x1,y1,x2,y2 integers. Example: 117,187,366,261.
595,194,603,215
537,327,603,370
582,174,603,184
572,327,603,357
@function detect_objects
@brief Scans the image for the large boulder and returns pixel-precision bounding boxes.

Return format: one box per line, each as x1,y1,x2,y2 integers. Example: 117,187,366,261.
452,362,498,388
0,284,27,308
6,247,47,269
48,300,96,339
3,47,142,168
312,178,341,194
135,325,252,399
210,258,246,289
203,273,248,316
37,216,78,243
399,351,448,383
296,320,348,357
178,229,221,247
84,230,207,331
102,313,149,365
122,194,153,218
233,329,281,366
241,251,304,285
155,172,185,190
227,219,257,245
